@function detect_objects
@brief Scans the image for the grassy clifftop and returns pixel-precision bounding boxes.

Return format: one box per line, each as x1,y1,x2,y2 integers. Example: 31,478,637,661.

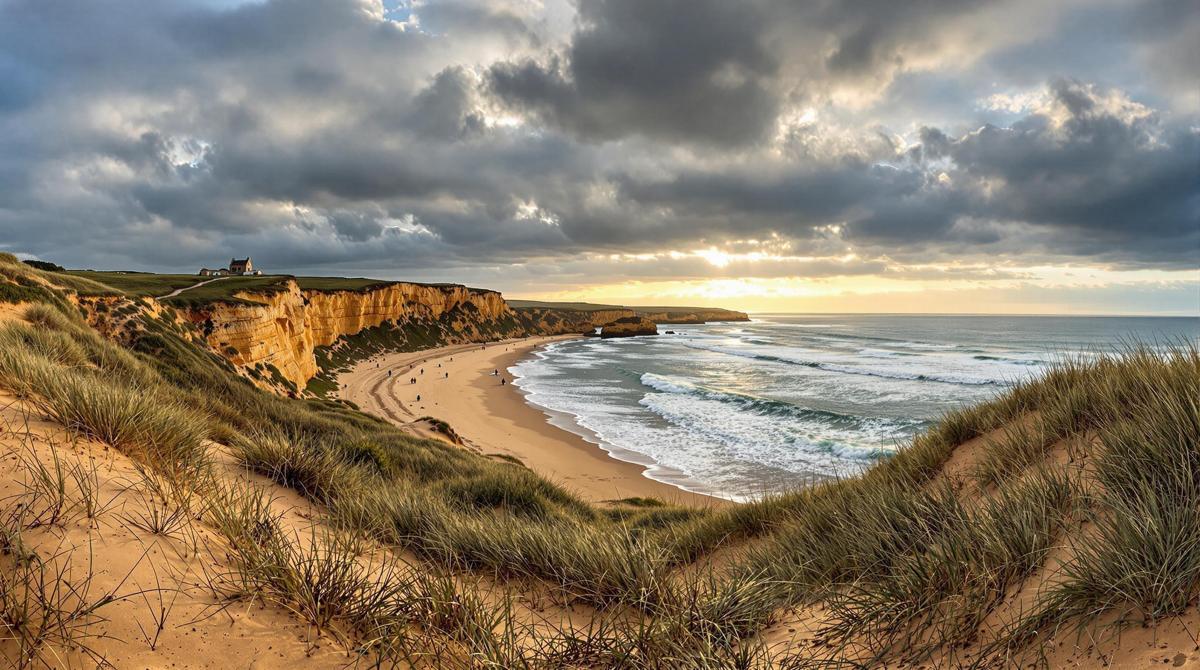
0,252,1196,667
65,269,488,302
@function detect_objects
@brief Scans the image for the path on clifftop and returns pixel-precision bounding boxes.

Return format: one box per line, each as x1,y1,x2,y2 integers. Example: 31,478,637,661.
157,276,226,299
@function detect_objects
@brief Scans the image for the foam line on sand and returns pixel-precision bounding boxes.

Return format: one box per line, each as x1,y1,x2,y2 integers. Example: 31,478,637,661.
339,335,725,507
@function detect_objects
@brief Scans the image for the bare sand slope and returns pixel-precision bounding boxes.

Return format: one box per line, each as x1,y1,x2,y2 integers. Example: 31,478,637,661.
339,336,726,507
0,391,356,669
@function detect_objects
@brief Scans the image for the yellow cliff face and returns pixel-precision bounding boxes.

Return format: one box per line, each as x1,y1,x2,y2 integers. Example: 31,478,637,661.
183,280,511,390
303,282,509,346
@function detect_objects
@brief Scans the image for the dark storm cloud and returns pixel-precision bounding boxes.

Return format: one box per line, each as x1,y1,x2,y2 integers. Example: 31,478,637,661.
404,67,487,140
488,0,781,146
586,81,1197,266
0,0,1195,283
936,80,1200,264
604,160,926,248
484,0,1026,147
810,0,989,74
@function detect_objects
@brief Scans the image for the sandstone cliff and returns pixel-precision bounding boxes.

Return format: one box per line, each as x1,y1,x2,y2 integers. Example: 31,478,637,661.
180,279,516,391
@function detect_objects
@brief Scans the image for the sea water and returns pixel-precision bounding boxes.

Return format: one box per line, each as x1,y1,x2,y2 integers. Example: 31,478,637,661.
510,314,1200,501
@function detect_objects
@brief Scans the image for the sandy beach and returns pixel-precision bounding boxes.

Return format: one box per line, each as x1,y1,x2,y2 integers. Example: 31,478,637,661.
339,336,725,507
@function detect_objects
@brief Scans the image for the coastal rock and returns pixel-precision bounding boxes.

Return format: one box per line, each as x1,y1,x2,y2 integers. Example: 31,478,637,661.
512,307,640,335
600,316,659,338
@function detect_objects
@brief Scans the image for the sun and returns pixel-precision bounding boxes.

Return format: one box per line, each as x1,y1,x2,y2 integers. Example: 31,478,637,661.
694,248,733,268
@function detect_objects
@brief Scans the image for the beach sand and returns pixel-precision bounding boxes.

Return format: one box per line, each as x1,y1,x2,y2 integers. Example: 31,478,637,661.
339,336,725,507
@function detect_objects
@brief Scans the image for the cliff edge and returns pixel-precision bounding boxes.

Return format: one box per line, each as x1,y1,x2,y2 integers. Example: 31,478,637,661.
178,279,515,391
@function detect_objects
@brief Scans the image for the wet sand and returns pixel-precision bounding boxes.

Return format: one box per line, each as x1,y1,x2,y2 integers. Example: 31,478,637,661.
338,336,725,507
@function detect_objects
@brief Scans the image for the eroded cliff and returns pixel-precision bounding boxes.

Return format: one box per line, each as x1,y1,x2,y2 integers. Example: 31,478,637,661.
181,280,515,391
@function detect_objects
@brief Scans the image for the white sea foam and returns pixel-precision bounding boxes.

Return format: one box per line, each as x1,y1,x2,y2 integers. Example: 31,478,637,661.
677,341,1049,386
509,315,1192,499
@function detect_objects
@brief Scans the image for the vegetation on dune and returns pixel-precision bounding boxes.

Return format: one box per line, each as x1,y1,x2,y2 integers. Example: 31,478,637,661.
0,251,1196,667
0,281,56,306
0,253,118,307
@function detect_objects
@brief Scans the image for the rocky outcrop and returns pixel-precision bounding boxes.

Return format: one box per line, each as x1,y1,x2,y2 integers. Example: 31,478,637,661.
511,307,639,335
600,316,658,339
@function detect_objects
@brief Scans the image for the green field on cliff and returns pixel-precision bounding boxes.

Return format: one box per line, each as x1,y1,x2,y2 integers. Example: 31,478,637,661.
63,269,474,303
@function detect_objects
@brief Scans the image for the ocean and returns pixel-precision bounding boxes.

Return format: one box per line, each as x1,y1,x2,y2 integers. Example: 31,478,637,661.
509,314,1200,501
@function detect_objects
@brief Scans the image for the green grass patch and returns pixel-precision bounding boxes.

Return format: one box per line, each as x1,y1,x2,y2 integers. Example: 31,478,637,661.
64,271,203,297
160,275,293,307
0,281,54,305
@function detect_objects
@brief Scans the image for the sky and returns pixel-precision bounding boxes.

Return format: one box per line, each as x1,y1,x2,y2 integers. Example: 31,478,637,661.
1,0,1197,314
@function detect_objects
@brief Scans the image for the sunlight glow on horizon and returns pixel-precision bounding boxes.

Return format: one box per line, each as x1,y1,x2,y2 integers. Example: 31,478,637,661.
508,264,1200,316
